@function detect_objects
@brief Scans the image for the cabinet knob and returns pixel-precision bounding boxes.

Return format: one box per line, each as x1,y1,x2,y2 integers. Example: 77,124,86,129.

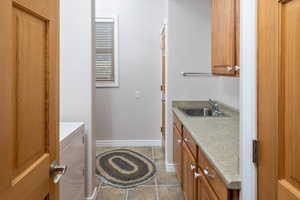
190,164,196,170
203,168,215,179
184,138,190,143
227,66,240,72
194,172,201,178
177,139,182,144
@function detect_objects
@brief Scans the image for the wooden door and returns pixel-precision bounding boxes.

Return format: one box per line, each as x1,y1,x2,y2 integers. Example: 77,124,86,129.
173,126,182,182
0,0,59,199
258,0,300,199
161,25,166,154
182,142,197,200
211,0,239,75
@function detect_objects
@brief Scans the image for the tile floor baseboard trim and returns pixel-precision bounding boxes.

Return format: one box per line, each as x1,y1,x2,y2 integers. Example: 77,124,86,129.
165,162,176,172
85,185,100,200
96,140,162,147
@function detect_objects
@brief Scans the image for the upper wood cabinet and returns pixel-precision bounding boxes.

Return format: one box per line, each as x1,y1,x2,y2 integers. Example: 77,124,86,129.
211,0,240,76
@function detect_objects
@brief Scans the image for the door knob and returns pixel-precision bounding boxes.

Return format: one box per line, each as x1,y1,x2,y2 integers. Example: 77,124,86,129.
50,161,68,184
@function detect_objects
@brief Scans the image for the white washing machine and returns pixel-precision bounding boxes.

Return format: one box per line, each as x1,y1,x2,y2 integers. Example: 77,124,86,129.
60,122,85,200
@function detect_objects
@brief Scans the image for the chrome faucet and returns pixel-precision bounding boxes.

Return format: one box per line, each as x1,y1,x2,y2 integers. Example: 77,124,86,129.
208,99,223,116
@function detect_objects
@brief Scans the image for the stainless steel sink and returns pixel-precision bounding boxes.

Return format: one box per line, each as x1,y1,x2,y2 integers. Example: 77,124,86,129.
179,107,225,117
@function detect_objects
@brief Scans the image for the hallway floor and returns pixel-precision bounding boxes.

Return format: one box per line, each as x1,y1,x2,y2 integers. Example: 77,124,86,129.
96,146,184,200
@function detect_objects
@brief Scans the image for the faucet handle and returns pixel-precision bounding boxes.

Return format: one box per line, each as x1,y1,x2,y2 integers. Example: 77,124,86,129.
208,99,215,105
208,99,217,107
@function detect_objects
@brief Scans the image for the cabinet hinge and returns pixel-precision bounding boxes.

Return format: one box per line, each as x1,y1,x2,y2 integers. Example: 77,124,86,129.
252,140,259,165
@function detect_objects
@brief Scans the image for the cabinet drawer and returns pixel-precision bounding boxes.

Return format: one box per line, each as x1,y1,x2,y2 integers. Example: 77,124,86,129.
173,113,182,133
183,127,197,159
198,148,229,200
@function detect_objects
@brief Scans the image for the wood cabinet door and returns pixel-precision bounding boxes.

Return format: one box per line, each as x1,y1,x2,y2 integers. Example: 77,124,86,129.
182,142,197,200
0,0,59,199
173,126,182,182
258,0,300,199
211,0,239,75
197,173,219,200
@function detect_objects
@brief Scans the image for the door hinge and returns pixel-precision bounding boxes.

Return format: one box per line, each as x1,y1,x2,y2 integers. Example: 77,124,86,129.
82,135,85,144
160,85,164,91
160,127,164,133
278,0,292,4
252,140,259,165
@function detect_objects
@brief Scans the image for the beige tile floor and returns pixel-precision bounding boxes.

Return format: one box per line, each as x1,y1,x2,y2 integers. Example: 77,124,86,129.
96,146,184,200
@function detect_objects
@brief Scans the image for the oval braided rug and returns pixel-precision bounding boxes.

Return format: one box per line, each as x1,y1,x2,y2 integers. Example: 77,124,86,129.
96,149,157,189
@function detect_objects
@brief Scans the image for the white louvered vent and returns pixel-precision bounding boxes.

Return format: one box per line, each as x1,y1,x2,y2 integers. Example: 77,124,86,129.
95,21,114,81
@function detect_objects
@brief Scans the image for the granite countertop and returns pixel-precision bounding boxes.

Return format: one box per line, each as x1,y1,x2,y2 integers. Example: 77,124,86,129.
173,101,240,189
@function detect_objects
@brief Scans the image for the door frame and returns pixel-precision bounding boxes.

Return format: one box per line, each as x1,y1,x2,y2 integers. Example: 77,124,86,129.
240,0,257,199
160,22,167,154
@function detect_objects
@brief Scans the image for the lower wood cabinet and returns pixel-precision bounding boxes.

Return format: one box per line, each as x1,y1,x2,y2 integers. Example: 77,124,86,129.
198,178,211,200
198,148,228,199
197,171,219,200
173,126,182,182
182,142,197,200
173,114,239,200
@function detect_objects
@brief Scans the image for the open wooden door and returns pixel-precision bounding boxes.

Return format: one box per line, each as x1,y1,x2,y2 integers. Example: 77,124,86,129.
258,0,300,199
0,0,60,199
160,24,166,154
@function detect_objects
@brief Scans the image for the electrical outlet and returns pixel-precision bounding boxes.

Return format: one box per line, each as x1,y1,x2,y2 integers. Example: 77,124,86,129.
135,90,141,99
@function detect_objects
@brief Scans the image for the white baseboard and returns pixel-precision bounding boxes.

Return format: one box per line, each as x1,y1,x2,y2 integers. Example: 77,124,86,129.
85,185,100,200
165,162,176,172
96,140,161,147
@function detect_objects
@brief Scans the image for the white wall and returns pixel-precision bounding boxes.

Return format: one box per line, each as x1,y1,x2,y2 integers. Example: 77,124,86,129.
167,0,239,105
166,0,240,165
168,0,217,101
95,0,166,141
218,77,240,108
60,0,96,198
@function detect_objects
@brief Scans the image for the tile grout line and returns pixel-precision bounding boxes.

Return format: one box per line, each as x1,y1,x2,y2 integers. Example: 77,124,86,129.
151,146,154,160
156,184,160,200
152,147,160,200
125,189,128,200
